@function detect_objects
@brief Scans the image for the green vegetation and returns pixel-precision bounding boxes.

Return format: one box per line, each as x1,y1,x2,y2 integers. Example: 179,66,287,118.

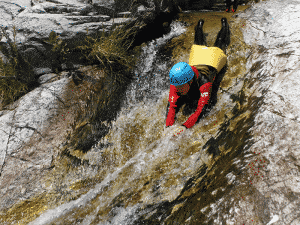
0,26,36,110
0,26,76,110
76,20,142,84
62,18,144,154
44,30,70,74
0,15,142,111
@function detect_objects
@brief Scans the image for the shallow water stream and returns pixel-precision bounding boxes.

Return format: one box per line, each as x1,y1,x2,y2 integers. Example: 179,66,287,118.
27,10,252,225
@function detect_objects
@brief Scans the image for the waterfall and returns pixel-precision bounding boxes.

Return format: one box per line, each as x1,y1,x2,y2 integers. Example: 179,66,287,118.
29,20,189,225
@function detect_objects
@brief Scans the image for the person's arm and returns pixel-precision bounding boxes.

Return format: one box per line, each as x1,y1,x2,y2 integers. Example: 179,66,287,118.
166,85,180,127
183,82,212,129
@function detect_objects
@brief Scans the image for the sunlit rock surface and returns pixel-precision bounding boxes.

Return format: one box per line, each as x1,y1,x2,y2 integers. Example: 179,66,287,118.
0,0,131,74
0,75,69,210
0,65,108,212
233,0,300,223
0,0,180,75
142,0,300,224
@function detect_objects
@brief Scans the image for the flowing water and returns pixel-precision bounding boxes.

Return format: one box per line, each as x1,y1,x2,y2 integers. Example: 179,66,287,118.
26,13,251,223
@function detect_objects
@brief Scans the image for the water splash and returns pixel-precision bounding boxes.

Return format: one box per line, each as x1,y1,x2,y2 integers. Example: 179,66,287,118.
29,21,188,225
124,21,187,108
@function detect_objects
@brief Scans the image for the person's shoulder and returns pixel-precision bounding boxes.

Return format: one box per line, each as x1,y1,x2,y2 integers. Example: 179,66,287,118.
190,66,199,79
170,85,177,93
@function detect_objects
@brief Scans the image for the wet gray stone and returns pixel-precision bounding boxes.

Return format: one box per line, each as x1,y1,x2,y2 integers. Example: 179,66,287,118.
233,0,300,223
0,0,179,76
0,0,134,74
0,77,69,210
38,73,59,84
0,64,105,211
188,0,300,224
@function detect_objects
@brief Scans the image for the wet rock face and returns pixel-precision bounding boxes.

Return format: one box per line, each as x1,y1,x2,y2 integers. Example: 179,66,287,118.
0,0,180,76
157,0,300,224
121,0,181,50
144,1,300,224
0,0,122,75
0,65,108,212
0,75,70,211
230,1,300,223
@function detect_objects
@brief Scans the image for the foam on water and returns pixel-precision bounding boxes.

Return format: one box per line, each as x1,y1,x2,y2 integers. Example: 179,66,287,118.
29,21,187,225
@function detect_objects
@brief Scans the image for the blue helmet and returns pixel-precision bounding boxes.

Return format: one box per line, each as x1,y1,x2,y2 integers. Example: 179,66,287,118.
169,62,194,86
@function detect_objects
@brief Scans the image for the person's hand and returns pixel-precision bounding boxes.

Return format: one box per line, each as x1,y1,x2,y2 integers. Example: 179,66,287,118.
163,125,186,137
171,125,186,137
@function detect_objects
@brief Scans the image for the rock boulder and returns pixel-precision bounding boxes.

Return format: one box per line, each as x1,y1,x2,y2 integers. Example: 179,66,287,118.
0,0,181,77
0,64,109,211
0,0,133,76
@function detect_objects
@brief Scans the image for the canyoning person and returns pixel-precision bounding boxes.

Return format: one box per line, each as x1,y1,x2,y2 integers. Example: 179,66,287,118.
226,0,239,12
165,18,230,137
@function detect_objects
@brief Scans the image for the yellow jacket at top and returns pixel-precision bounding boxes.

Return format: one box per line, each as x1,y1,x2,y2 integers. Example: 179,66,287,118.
189,45,227,73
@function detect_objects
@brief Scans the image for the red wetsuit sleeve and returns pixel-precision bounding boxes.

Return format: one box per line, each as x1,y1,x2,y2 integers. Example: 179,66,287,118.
191,66,199,79
166,85,180,127
183,82,212,129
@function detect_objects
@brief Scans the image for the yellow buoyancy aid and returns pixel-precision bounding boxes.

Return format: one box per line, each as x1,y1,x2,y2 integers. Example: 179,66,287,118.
188,45,227,73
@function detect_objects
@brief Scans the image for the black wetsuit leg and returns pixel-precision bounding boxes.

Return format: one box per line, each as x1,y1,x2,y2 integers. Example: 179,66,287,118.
194,19,206,46
214,18,231,52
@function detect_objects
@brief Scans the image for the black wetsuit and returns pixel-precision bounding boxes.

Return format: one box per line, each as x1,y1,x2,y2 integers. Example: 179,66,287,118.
165,18,230,128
